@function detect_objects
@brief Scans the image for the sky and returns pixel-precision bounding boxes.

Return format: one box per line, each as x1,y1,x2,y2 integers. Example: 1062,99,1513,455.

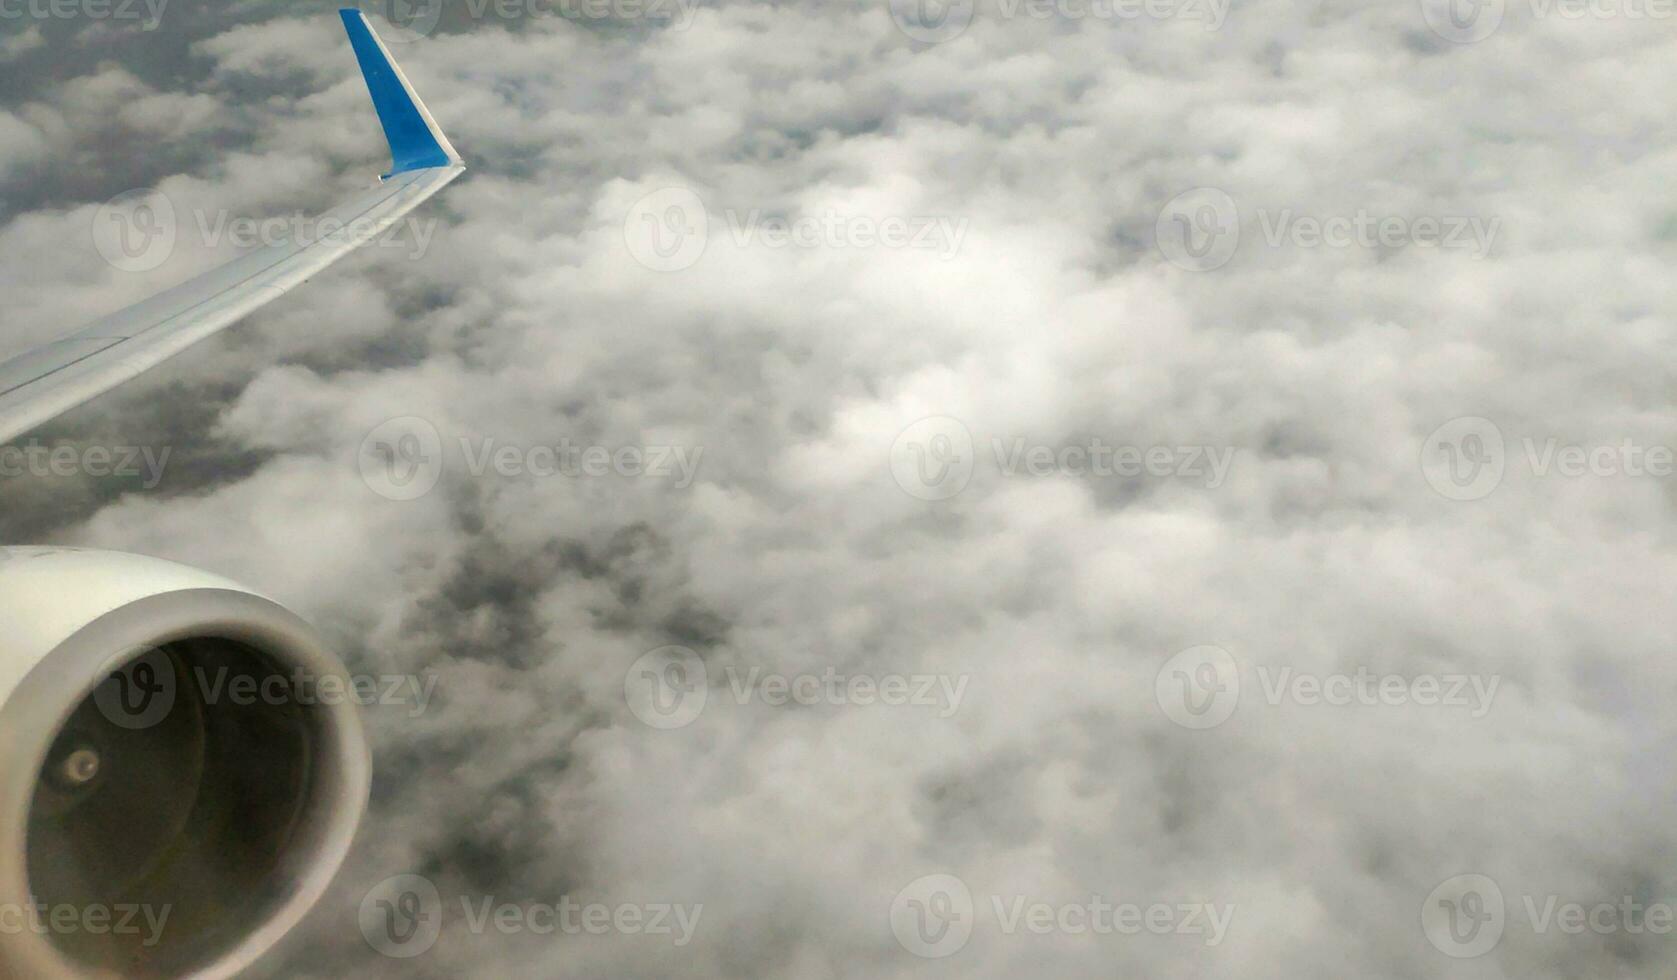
3,0,1677,976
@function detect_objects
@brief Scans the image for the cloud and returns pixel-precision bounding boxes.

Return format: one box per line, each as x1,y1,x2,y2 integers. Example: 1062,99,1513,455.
5,2,1677,978
193,16,346,83
0,109,49,178
0,24,45,63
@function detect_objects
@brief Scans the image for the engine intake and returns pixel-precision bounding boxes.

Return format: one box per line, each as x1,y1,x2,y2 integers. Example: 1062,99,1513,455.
0,549,369,978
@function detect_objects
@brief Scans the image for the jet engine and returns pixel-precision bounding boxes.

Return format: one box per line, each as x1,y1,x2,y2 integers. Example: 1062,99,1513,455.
0,547,369,978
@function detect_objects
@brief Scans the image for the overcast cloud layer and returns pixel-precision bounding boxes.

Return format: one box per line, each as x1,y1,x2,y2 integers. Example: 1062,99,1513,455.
3,0,1677,976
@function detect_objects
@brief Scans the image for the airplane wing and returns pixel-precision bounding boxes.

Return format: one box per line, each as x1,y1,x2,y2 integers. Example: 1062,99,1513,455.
0,9,464,446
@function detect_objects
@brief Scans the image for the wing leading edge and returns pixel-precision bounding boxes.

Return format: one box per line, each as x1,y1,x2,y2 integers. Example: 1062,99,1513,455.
0,9,464,445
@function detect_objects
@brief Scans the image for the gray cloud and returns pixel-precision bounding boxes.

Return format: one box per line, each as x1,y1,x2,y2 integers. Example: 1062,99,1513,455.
4,0,1677,977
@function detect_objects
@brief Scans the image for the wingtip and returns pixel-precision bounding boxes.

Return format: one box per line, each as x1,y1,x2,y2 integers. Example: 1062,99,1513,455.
341,7,462,178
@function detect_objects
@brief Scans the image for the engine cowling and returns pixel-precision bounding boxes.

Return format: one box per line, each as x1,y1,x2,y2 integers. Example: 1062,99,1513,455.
0,547,369,978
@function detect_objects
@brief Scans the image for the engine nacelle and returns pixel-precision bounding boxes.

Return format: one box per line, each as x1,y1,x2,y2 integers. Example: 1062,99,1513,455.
0,547,369,978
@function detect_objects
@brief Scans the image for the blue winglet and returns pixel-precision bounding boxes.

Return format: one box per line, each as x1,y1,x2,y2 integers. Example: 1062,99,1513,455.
340,8,461,179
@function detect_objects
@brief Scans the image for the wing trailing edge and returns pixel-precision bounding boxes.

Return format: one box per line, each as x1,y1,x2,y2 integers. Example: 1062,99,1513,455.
0,12,464,446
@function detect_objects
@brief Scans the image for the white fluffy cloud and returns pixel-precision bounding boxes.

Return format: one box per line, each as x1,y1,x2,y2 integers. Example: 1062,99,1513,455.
4,2,1677,977
0,108,48,177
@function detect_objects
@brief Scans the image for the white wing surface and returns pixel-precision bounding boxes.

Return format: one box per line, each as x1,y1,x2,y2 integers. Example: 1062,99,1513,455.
0,9,463,445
